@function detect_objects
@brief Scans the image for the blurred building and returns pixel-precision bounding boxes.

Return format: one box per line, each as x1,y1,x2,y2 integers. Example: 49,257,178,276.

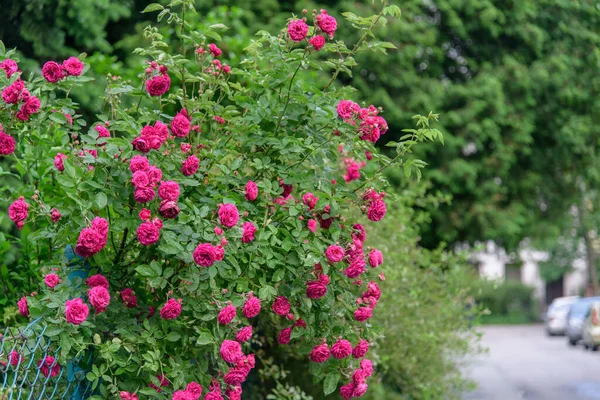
474,242,588,306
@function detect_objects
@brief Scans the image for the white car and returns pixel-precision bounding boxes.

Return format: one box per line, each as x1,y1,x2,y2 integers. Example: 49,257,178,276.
545,296,580,336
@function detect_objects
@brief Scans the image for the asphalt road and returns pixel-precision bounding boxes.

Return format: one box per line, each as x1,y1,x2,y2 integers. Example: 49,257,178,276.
463,325,600,400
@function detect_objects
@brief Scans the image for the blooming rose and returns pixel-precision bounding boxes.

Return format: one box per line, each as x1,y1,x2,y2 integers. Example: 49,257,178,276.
337,100,359,119
307,219,317,233
354,307,373,322
159,200,180,219
241,221,257,243
75,228,104,257
369,249,383,268
245,180,258,201
331,339,352,359
44,273,61,289
8,196,29,229
360,359,374,376
352,369,368,384
208,43,222,57
316,10,337,36
65,298,89,325
0,59,18,78
145,74,170,96
94,124,110,138
306,280,327,299
362,281,381,301
353,383,368,397
309,343,330,363
340,383,355,399
186,382,203,399
38,356,61,378
218,305,237,325
277,327,292,345
302,192,318,209
2,79,25,104
235,326,253,343
224,368,247,386
119,392,139,400
172,391,195,400
121,288,138,308
9,351,22,367
193,243,217,267
287,19,308,42
158,181,180,202
160,298,182,320
42,61,64,83
17,296,29,317
204,391,224,400
344,258,366,279
352,223,367,243
271,296,291,316
88,286,110,314
242,295,261,318
225,386,242,400
220,339,243,363
129,155,149,172
134,187,156,203
62,57,84,76
181,155,199,176
147,165,163,183
86,274,109,289
367,199,387,221
0,131,15,155
16,95,40,121
137,221,161,245
51,208,61,223
218,203,239,228
131,170,150,188
325,245,345,263
353,339,370,358
171,109,191,137
309,35,326,51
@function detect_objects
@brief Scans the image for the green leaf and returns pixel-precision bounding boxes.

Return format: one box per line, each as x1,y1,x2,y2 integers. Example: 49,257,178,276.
95,192,108,209
323,373,340,396
142,3,164,13
166,332,181,342
136,264,159,278
196,330,214,345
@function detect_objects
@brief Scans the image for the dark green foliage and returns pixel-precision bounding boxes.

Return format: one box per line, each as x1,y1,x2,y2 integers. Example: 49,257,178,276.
474,279,537,324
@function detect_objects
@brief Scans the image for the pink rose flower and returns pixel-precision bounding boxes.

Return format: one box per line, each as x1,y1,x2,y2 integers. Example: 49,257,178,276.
218,304,237,325
86,274,109,289
208,44,222,57
337,100,359,119
204,391,224,400
271,296,290,316
242,295,261,318
159,200,180,219
159,298,182,320
220,339,243,363
42,61,64,83
344,258,366,279
235,326,253,343
171,109,191,137
218,203,240,228
245,180,258,201
193,243,217,267
18,296,29,316
75,221,108,257
360,359,374,376
62,57,84,76
139,208,151,221
331,339,352,359
121,288,138,308
225,386,242,400
119,392,139,400
145,74,170,96
94,124,110,138
309,343,330,363
0,131,15,155
44,273,61,289
51,208,61,223
38,356,61,378
277,327,292,345
9,350,22,367
340,383,355,399
131,170,150,187
223,368,247,386
134,187,156,203
367,199,387,221
181,155,199,176
65,298,89,325
137,221,161,245
88,286,111,314
306,280,327,299
354,307,373,322
287,19,309,42
352,223,366,242
172,391,194,400
302,193,318,209
362,281,381,301
309,35,326,51
325,245,345,263
316,10,337,36
307,219,317,233
8,196,29,229
129,155,149,173
186,382,203,399
353,339,370,358
0,59,18,78
214,226,224,236
241,221,257,243
147,166,163,184
2,79,25,104
158,180,180,202
353,383,368,397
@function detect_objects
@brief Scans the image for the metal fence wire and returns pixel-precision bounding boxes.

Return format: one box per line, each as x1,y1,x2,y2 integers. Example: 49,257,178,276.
0,317,92,400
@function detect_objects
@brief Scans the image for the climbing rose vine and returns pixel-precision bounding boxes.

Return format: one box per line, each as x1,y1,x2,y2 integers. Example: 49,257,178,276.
0,1,435,399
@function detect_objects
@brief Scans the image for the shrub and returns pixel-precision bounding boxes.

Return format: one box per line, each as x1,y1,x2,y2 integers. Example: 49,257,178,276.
0,1,444,399
474,279,536,323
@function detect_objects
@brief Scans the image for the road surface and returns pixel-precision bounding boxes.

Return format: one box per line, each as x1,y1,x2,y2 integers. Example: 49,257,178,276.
463,325,600,400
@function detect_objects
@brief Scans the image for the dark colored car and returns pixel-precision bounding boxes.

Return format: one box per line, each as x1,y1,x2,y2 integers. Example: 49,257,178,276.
566,297,600,346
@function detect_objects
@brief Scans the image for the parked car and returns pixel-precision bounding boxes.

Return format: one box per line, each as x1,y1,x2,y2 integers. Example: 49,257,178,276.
566,297,600,346
582,302,600,351
545,296,579,336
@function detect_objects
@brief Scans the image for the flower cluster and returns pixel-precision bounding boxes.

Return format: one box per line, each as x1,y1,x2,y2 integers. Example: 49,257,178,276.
287,9,337,52
42,57,84,83
145,62,170,96
337,101,389,143
2,78,41,121
75,217,109,257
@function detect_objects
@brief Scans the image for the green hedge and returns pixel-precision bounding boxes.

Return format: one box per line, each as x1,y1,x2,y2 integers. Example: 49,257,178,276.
474,280,536,324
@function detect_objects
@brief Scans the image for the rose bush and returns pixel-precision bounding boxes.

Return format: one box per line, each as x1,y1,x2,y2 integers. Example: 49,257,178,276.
0,1,439,399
